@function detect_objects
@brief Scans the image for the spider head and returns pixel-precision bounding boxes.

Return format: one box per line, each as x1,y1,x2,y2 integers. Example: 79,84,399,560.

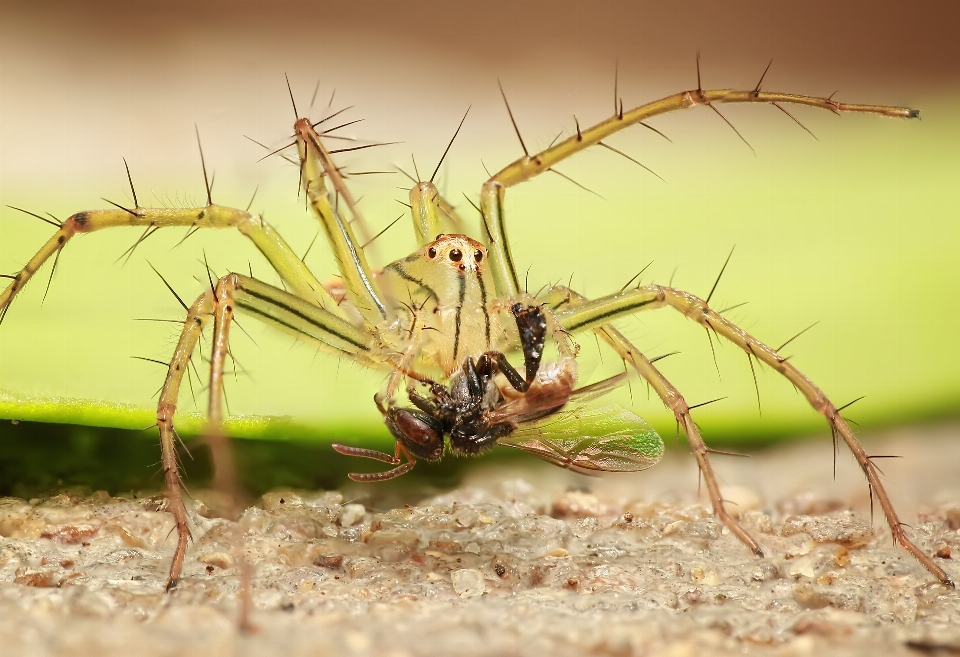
422,234,487,274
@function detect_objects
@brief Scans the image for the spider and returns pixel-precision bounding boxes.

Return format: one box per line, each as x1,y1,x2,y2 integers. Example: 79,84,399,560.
0,65,952,593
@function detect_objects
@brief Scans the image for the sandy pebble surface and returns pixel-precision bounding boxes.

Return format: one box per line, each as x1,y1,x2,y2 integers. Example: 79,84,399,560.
1,422,958,656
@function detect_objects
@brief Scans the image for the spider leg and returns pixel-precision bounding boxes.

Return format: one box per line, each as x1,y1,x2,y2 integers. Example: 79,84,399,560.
539,285,761,556
156,273,375,590
294,118,391,325
0,204,342,325
553,284,953,587
480,84,917,298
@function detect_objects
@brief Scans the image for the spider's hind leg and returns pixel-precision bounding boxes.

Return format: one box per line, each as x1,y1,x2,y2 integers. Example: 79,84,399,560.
540,285,763,557
551,283,954,587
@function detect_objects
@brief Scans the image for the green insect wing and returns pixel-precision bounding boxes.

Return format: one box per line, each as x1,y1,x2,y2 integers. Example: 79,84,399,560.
497,405,663,474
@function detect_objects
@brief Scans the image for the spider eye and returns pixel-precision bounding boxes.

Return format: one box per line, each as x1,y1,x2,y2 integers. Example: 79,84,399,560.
449,249,462,262
428,247,437,258
435,233,444,240
474,250,483,263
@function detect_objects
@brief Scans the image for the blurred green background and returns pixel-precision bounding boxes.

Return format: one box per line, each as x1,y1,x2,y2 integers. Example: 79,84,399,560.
1,1,958,493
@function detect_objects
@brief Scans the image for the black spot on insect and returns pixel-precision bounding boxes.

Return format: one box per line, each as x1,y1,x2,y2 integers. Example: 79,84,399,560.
494,564,506,577
72,212,87,227
449,249,462,262
197,210,205,220
57,236,65,245
474,250,483,263
194,317,202,325
225,305,232,313
428,247,437,259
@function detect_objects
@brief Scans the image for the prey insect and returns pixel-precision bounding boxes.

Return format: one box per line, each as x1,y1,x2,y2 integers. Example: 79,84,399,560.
332,303,664,480
0,62,953,592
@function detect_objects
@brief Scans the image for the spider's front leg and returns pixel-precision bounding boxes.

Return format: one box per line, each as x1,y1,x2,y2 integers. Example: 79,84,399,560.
156,272,374,589
552,284,954,587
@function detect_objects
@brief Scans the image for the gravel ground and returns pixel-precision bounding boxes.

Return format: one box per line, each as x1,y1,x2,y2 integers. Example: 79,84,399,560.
1,422,958,657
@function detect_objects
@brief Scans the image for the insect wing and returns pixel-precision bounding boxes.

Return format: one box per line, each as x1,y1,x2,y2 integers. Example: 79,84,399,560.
498,405,663,475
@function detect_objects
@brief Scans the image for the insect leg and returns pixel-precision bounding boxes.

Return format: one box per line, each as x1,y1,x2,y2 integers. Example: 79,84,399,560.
554,284,953,587
481,84,917,297
0,204,342,325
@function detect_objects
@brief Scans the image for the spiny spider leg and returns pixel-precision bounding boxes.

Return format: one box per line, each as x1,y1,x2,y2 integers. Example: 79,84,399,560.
481,83,918,298
539,285,762,556
552,284,953,587
293,112,390,325
0,203,341,324
157,272,375,587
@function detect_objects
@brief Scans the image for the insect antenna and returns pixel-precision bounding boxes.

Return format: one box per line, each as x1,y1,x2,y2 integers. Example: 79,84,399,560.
148,261,190,312
123,158,140,208
597,142,667,183
498,80,529,157
430,107,470,184
195,127,213,206
5,205,62,228
776,321,819,352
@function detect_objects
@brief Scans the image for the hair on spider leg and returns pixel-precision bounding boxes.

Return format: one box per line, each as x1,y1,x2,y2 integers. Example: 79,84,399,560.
194,126,214,207
549,168,605,200
5,205,62,228
115,224,159,267
498,80,529,158
597,142,667,184
147,261,190,312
